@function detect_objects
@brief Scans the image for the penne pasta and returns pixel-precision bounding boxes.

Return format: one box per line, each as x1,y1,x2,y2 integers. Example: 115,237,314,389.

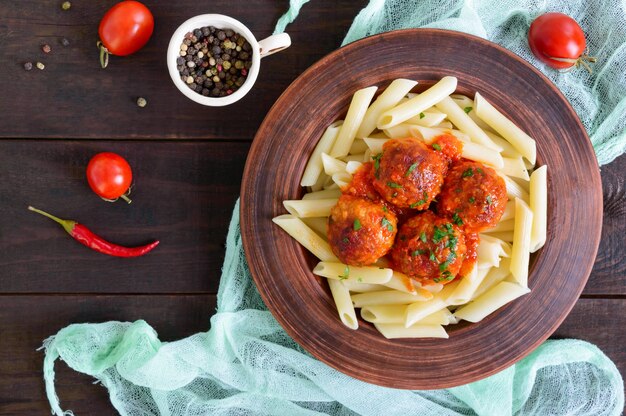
377,76,458,130
341,280,382,293
509,198,533,287
301,217,328,240
500,200,516,221
405,111,447,127
302,188,342,200
301,121,343,187
529,165,547,252
434,96,501,150
409,125,470,144
447,266,490,305
461,141,505,169
473,258,512,299
331,172,352,188
363,137,389,154
500,173,530,202
272,215,337,262
342,154,366,162
351,290,431,308
283,199,338,218
328,279,359,329
321,152,347,175
484,130,520,158
345,161,363,174
349,138,369,154
374,323,449,339
435,121,453,129
382,271,418,294
451,94,495,133
313,262,393,284
404,281,459,327
484,231,514,243
309,171,328,192
383,123,420,139
330,86,378,158
476,236,509,269
474,92,536,164
453,281,530,323
357,79,418,138
360,304,407,324
483,218,515,234
501,156,530,181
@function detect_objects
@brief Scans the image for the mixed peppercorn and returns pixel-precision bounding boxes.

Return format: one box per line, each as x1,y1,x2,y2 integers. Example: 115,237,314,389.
177,26,253,97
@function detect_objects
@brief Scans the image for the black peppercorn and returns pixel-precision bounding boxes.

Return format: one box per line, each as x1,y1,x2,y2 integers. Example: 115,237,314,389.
23,62,33,71
176,57,185,65
61,37,70,47
193,29,202,38
212,45,221,55
217,31,226,40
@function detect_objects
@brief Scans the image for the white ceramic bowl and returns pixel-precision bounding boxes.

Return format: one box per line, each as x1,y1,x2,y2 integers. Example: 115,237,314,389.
167,14,290,107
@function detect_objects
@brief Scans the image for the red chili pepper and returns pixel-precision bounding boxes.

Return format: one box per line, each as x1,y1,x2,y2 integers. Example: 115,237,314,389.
28,206,159,257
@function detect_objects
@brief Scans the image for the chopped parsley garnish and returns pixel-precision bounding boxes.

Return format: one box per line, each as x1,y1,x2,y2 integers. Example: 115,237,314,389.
387,182,403,188
412,249,426,257
452,212,464,226
420,232,427,243
338,266,350,280
462,168,474,178
486,195,493,205
455,188,462,194
429,251,436,262
372,152,383,178
476,168,484,175
438,252,457,272
382,205,388,213
353,219,361,231
432,226,447,243
447,236,458,251
405,162,418,177
411,192,428,208
434,271,454,283
469,196,475,203
463,106,473,114
432,143,441,151
381,217,394,232
342,237,349,244
419,112,425,119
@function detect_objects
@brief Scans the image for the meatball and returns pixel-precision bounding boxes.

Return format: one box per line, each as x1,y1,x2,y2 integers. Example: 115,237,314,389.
437,160,507,232
343,162,380,202
372,138,447,209
390,211,467,284
327,195,397,266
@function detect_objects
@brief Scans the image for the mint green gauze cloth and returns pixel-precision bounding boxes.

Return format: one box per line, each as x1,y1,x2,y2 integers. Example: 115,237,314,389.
42,201,624,415
43,2,625,415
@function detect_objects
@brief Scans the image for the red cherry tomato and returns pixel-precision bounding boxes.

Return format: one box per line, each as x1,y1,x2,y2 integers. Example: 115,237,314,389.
86,152,133,203
97,1,154,68
528,12,595,72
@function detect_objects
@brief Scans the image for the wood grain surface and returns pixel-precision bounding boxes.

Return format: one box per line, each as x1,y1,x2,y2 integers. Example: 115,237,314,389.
241,29,604,389
0,0,624,413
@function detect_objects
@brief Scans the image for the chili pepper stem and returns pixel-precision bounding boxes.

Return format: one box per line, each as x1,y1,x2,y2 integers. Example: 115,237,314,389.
97,41,109,69
28,206,76,235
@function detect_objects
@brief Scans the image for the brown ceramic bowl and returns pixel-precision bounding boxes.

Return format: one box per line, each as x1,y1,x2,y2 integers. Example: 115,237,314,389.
240,29,602,389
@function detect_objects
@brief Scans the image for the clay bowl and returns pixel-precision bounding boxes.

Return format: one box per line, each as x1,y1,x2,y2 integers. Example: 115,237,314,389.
240,29,602,389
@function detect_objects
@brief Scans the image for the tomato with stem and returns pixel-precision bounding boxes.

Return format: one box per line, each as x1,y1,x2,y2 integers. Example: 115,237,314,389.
86,152,133,204
97,1,154,68
528,12,596,72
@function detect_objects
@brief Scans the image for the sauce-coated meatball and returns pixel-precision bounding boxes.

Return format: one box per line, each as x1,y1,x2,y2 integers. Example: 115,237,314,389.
327,195,397,266
372,138,447,209
437,160,507,232
390,211,467,284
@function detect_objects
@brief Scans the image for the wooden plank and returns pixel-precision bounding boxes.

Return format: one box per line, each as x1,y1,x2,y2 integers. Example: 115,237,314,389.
584,154,626,295
0,296,623,415
0,0,366,139
0,295,216,415
0,140,247,293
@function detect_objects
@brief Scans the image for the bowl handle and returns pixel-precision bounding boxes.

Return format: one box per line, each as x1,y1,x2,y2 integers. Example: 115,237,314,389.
258,33,291,58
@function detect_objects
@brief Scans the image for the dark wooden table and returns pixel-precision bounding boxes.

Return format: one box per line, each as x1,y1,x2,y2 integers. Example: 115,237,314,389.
0,1,624,414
